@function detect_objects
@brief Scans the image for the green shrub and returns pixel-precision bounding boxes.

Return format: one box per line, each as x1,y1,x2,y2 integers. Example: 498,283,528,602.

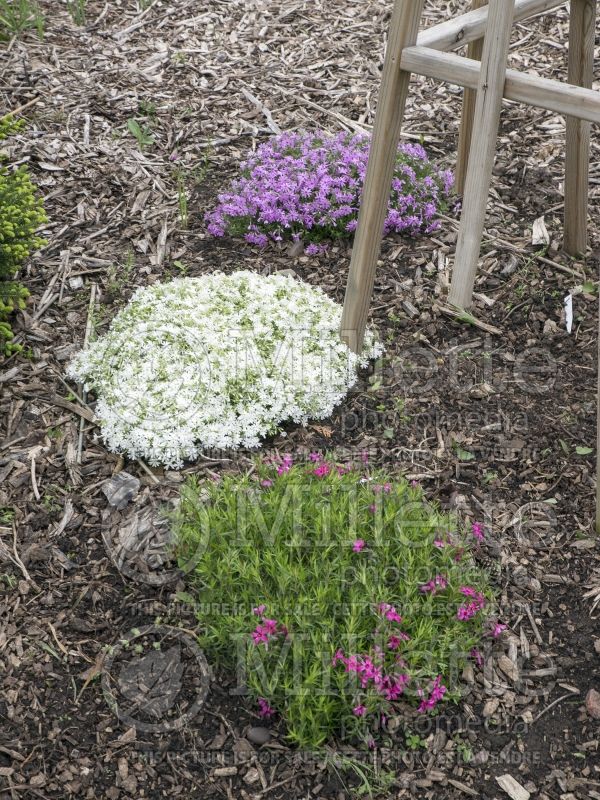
176,454,500,748
0,115,47,355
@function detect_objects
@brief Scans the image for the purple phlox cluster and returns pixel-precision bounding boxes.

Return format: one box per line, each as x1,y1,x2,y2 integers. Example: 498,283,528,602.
372,483,391,495
333,649,410,703
471,521,484,543
457,586,486,621
310,453,333,478
378,602,402,624
419,574,448,595
276,454,293,475
258,698,275,718
205,130,453,250
314,462,331,478
417,675,447,713
352,539,366,553
433,532,454,549
251,611,288,647
387,632,410,650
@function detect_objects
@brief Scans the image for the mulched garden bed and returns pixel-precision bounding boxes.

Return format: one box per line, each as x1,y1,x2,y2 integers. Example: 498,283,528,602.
0,0,599,797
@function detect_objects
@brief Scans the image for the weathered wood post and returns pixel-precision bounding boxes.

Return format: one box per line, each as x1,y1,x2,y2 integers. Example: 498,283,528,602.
564,0,595,256
455,0,488,196
340,0,425,354
448,0,516,309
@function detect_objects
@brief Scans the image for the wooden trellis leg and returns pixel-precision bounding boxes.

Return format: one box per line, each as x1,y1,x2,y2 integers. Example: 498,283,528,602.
448,0,516,309
340,0,425,353
455,0,487,196
564,0,595,256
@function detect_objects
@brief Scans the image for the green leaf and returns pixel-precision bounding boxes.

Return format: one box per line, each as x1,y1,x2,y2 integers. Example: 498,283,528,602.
575,446,593,455
455,446,475,461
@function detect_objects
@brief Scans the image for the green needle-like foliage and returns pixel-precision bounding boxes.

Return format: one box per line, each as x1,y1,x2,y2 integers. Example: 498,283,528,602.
0,115,47,355
176,454,499,748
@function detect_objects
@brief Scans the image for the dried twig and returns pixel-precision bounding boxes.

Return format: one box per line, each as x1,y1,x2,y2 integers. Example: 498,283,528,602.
77,284,97,464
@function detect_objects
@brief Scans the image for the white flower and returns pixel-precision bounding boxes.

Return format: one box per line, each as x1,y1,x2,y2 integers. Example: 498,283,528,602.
67,270,383,467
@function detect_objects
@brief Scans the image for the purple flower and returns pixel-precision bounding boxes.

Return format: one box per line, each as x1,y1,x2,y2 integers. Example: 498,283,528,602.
471,521,484,542
353,704,367,717
276,454,293,475
205,130,454,252
417,675,447,713
313,463,331,478
258,698,275,718
352,539,366,553
489,621,507,638
457,587,486,621
419,574,448,595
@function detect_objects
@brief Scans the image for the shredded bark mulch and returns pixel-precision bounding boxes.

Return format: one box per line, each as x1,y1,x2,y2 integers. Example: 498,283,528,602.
1,0,599,797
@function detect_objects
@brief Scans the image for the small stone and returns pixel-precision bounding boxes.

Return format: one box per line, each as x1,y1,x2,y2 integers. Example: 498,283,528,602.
593,640,600,655
69,276,84,290
246,726,271,745
585,688,600,719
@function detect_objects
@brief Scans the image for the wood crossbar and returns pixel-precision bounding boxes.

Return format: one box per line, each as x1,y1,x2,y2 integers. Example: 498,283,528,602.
417,0,566,51
401,46,600,123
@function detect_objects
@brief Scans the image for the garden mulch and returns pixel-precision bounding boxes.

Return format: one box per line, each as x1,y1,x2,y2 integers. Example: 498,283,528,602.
1,0,599,797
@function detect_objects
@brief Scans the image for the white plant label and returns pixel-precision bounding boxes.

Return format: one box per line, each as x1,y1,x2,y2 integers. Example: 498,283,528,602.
564,293,573,333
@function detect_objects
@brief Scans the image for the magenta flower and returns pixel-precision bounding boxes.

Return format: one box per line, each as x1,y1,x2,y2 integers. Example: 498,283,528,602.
309,451,322,462
276,454,293,475
353,704,367,717
419,574,448,595
313,463,331,478
261,479,273,488
387,633,410,650
251,617,283,646
378,603,402,624
470,647,484,667
417,675,447,713
352,539,366,553
251,627,270,645
252,604,266,616
489,621,507,638
457,587,486,621
258,698,275,718
471,521,484,542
